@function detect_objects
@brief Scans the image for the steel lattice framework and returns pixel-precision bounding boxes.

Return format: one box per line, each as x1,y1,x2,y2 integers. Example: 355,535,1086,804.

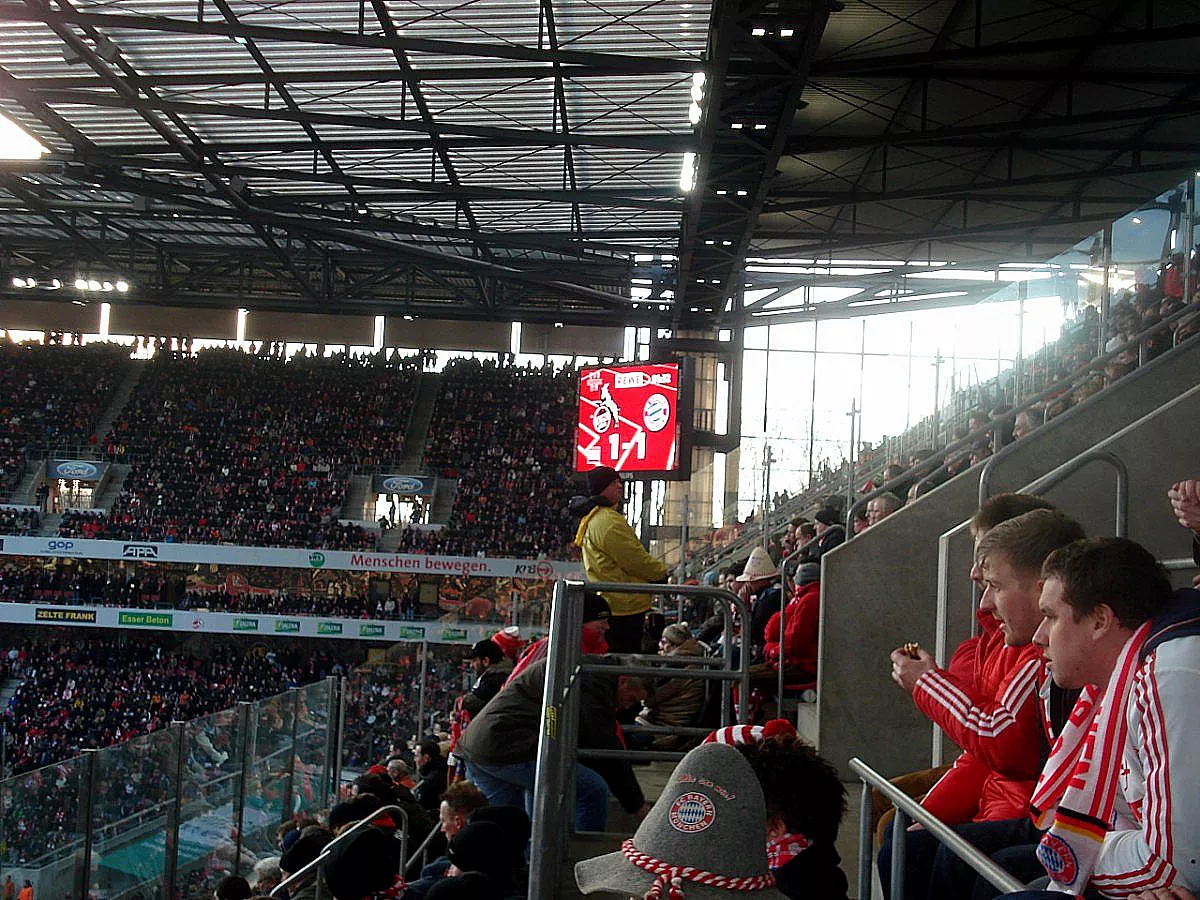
0,0,1197,329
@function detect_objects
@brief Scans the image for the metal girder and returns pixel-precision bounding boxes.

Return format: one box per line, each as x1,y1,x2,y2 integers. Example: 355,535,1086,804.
783,96,1200,155
0,173,131,274
0,3,707,74
675,0,837,327
27,87,692,154
808,22,1200,77
540,0,583,237
24,0,324,302
768,160,1198,211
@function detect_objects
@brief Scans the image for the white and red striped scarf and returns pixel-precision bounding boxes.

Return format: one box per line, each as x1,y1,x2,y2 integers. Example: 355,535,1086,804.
1031,622,1151,895
703,719,796,746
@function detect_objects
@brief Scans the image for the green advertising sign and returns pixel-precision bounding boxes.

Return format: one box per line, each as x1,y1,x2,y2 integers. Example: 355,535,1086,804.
317,622,343,635
441,627,468,641
360,624,388,638
395,626,425,640
232,618,260,632
274,620,302,633
118,611,174,628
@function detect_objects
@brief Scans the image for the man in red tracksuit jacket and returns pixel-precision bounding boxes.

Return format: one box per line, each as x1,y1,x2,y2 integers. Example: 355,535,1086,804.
761,563,822,683
880,507,1087,900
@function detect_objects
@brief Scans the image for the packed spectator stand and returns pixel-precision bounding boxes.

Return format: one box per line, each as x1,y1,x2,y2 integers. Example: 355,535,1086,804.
58,347,421,549
0,340,128,492
419,357,580,560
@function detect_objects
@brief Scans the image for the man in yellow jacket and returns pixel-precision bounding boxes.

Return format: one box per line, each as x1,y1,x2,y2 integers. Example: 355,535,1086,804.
573,466,670,652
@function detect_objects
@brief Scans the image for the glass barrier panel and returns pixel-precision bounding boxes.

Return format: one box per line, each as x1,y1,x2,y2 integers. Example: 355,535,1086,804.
240,692,294,865
86,729,175,899
0,757,86,900
175,706,244,895
294,680,332,820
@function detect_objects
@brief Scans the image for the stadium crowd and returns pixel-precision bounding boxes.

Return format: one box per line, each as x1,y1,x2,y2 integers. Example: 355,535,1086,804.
0,508,39,535
58,348,421,549
0,340,128,491
418,358,579,560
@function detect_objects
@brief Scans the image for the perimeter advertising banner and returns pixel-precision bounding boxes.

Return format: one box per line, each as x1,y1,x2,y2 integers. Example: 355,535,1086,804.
575,362,680,474
0,535,579,580
0,602,504,645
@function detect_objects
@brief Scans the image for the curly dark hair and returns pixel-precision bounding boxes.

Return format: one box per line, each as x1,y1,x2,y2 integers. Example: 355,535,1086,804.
735,736,846,844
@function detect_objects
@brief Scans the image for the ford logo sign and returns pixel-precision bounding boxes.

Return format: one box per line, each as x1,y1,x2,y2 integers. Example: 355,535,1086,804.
56,462,98,478
382,476,425,494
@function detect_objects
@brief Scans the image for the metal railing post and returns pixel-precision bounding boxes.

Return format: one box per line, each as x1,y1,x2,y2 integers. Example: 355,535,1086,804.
233,701,253,874
530,579,584,900
73,748,98,900
857,781,874,900
418,641,429,736
163,722,187,895
285,688,300,826
851,758,1024,897
331,676,346,805
889,808,908,900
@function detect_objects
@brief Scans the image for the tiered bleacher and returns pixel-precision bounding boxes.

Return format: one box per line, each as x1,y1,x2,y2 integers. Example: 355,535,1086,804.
58,348,420,548
0,340,128,491
418,357,580,560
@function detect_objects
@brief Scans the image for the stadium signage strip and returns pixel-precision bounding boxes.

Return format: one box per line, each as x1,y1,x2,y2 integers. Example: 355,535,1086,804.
1,602,498,645
0,536,579,580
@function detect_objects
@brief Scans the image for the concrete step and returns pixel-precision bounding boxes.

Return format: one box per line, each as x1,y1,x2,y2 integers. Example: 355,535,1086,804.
91,360,145,446
429,478,458,525
342,473,374,522
399,373,442,471
37,512,63,536
6,461,44,505
90,463,131,511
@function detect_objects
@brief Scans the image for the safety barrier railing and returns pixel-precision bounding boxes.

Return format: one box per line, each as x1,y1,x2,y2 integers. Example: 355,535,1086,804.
269,803,410,898
850,757,1024,900
529,580,751,900
845,313,1197,538
931,447,1128,763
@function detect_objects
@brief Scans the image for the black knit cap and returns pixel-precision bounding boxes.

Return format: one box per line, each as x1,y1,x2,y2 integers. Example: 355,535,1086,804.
446,821,516,887
586,465,620,496
323,827,401,900
582,591,611,623
814,507,840,527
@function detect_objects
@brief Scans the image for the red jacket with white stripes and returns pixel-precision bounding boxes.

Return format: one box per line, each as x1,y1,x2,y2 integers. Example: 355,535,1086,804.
1088,634,1200,897
911,620,1046,824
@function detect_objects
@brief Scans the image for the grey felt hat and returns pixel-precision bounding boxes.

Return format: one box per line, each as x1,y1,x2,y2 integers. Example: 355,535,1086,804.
575,743,784,899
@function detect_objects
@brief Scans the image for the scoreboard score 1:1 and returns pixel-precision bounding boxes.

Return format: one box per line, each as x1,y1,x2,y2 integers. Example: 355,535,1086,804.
575,363,680,473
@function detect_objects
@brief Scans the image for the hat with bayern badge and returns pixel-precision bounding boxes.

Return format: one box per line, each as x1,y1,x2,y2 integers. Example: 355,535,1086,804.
575,742,783,899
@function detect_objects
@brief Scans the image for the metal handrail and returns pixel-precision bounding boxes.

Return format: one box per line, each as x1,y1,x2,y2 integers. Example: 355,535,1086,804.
1163,556,1199,571
269,803,410,897
529,580,751,900
850,757,1024,900
845,311,1199,537
930,447,1129,763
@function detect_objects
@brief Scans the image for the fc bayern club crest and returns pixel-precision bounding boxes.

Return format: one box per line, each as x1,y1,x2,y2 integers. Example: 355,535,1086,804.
1037,833,1079,886
668,792,717,834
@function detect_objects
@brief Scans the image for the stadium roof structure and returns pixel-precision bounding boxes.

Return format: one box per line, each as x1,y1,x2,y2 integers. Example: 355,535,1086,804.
0,0,1198,330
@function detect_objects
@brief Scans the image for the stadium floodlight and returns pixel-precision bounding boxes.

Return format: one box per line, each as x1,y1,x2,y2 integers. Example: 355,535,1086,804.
115,280,129,293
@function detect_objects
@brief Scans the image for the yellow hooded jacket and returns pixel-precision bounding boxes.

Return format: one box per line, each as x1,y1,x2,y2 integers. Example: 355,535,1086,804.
574,504,669,616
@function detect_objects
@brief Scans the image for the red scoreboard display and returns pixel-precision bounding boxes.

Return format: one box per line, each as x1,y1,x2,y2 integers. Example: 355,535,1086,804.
575,362,681,474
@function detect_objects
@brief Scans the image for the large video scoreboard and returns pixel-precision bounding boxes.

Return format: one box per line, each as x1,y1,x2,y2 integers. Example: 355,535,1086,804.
575,362,681,475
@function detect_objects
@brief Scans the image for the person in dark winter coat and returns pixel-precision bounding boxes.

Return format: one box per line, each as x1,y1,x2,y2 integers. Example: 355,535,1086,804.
800,508,845,563
414,740,449,812
455,657,649,830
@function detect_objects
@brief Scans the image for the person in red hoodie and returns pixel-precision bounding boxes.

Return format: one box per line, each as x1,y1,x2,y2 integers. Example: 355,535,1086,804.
759,562,823,684
503,591,611,686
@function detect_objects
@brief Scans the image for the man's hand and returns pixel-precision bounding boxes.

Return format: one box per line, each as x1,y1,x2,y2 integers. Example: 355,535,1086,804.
1168,479,1200,533
1129,887,1195,900
890,647,936,693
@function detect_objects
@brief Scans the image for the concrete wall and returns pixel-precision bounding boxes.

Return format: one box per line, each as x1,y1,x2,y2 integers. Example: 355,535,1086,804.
813,338,1200,778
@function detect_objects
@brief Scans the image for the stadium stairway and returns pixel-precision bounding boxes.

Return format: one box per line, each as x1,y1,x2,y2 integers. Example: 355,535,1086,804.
89,463,131,512
341,473,374,521
399,372,441,471
90,359,145,445
814,336,1200,781
7,461,43,505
